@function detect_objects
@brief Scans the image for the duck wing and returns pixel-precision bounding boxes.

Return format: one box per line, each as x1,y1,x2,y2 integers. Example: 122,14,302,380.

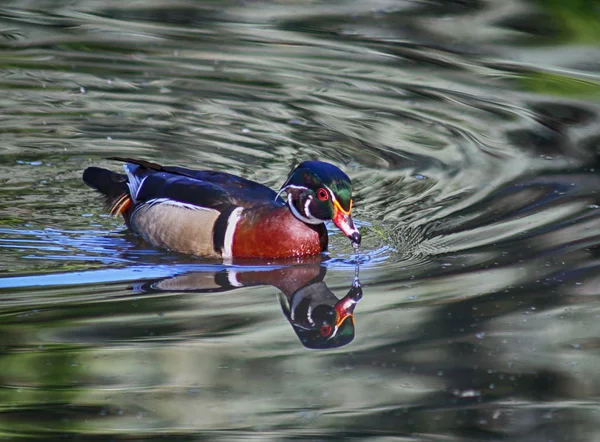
108,157,283,210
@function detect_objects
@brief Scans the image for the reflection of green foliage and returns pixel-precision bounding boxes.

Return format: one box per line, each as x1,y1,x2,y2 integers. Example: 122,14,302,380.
537,0,600,43
365,223,389,241
519,71,600,98
0,350,81,411
0,217,26,227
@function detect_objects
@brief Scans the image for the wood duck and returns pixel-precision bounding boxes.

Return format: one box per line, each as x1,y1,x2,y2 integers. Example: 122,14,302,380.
83,158,360,259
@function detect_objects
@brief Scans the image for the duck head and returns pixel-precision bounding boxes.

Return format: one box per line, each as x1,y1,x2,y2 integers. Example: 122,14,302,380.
279,161,361,245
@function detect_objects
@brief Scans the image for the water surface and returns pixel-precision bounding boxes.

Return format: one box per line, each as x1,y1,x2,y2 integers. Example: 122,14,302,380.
1,1,600,440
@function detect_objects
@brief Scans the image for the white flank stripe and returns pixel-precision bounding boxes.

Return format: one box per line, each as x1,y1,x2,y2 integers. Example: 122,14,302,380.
227,270,242,287
222,207,244,259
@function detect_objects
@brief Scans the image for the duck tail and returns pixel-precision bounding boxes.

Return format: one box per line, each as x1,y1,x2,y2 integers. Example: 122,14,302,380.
83,166,132,216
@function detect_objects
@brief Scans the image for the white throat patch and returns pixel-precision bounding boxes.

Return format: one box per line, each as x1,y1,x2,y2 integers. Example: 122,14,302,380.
287,194,323,225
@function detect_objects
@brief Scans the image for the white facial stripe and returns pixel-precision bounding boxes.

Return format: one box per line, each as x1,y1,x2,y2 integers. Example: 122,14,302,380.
276,184,309,201
288,194,322,225
222,207,243,259
324,184,336,203
324,183,354,215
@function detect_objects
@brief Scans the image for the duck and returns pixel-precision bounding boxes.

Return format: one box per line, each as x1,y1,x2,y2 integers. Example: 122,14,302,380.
83,157,360,259
140,261,363,349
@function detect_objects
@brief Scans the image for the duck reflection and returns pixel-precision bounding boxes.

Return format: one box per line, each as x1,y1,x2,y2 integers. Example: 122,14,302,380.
279,273,361,349
140,260,362,349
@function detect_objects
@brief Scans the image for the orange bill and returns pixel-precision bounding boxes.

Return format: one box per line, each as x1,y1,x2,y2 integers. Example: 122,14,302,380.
332,199,361,245
334,294,358,328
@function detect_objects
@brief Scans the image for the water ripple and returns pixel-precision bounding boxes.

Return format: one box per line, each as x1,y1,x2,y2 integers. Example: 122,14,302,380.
1,0,600,439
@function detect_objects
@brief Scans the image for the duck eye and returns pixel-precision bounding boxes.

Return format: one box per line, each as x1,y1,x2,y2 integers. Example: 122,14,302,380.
317,188,329,201
320,324,333,337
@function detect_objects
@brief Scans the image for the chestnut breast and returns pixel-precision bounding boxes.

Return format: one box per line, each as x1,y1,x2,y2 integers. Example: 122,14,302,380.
232,206,328,258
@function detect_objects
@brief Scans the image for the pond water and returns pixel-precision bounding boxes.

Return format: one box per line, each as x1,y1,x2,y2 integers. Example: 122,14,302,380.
1,1,600,440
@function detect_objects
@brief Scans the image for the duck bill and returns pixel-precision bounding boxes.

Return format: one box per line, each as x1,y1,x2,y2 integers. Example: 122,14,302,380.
333,200,361,245
334,294,359,328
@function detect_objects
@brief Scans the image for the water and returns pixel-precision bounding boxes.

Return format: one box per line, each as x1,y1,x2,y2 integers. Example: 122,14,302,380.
1,1,600,440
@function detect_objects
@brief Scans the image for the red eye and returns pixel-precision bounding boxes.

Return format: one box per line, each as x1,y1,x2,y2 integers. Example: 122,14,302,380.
317,188,329,201
320,324,332,337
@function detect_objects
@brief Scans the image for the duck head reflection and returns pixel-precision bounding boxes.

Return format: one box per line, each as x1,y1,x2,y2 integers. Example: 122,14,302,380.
141,258,362,349
278,278,361,349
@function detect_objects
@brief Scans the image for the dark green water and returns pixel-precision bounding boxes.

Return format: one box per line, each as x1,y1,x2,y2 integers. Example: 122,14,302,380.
1,1,600,440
